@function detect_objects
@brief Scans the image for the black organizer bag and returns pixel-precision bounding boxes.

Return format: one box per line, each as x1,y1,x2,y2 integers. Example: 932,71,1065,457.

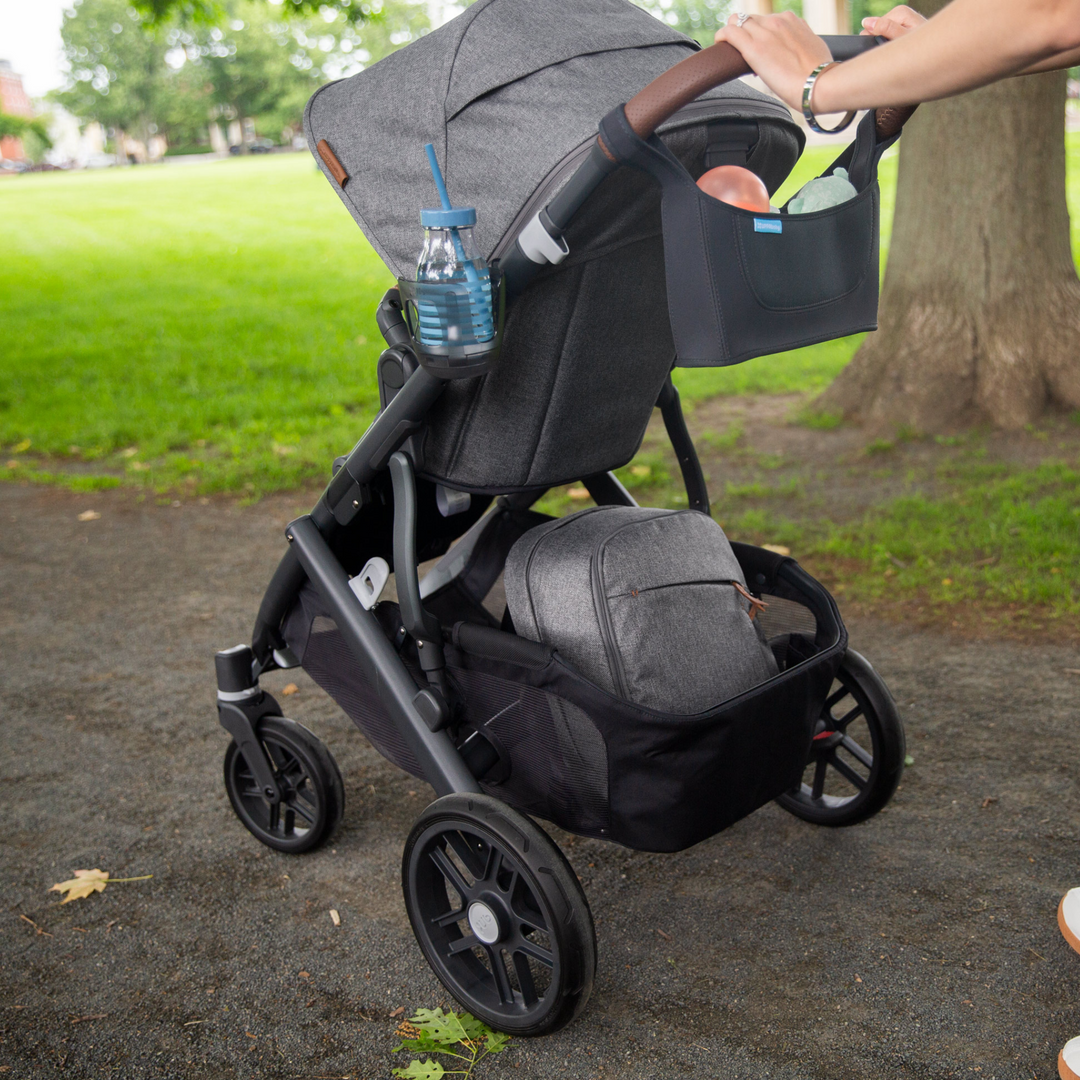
282,541,848,853
598,105,902,366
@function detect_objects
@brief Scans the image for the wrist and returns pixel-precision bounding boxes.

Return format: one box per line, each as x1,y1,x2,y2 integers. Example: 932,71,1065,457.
810,62,840,115
802,61,856,135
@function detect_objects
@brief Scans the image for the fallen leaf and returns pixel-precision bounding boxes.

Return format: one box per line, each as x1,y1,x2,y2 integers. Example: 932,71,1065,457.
50,869,109,903
281,683,299,696
49,868,152,903
13,438,31,453
762,544,791,556
567,487,590,500
389,1006,406,1018
855,975,862,983
298,970,311,979
630,464,651,477
329,909,341,927
77,510,101,522
245,1031,257,1038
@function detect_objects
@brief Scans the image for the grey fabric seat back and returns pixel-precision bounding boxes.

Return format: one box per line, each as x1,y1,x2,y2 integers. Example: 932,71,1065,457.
305,0,803,493
504,506,779,714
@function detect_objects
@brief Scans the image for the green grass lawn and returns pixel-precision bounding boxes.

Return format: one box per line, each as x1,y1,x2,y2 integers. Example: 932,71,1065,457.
1,144,897,495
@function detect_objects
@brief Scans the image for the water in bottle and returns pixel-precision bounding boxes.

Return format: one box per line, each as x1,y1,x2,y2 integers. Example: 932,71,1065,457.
414,143,495,349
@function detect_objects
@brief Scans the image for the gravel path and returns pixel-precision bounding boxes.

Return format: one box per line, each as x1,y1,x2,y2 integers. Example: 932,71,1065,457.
3,482,1079,1079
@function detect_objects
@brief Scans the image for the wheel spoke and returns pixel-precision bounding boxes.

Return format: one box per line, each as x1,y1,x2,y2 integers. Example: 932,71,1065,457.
811,757,828,799
834,703,864,731
512,949,540,1007
482,845,503,885
445,830,486,880
824,686,850,712
267,800,280,833
429,845,474,902
433,905,468,928
514,937,553,968
826,750,869,791
839,734,873,769
283,806,296,836
289,794,317,825
487,946,515,1005
447,934,478,956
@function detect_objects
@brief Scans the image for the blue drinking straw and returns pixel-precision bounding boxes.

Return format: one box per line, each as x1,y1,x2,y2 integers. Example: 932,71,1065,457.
423,143,492,341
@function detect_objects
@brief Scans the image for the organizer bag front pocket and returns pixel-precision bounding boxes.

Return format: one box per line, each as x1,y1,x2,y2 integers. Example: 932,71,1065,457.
728,185,877,312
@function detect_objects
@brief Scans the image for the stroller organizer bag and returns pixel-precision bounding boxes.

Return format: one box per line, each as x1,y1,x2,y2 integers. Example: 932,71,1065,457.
599,103,901,366
215,0,910,1040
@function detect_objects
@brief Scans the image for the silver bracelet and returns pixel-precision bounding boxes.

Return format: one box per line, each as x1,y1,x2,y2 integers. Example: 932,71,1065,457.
802,61,856,135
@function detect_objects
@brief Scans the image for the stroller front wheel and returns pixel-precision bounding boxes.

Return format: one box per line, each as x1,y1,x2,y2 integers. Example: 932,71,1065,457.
223,716,344,853
402,793,596,1037
775,648,905,827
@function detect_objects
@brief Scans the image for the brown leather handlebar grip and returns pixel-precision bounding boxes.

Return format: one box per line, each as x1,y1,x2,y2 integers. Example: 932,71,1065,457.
624,41,752,141
601,39,916,160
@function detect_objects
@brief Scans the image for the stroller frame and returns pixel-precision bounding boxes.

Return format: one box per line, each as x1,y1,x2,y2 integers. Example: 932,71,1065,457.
215,32,909,1037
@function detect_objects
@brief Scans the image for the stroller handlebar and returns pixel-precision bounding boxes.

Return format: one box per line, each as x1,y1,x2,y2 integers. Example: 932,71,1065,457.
619,34,899,146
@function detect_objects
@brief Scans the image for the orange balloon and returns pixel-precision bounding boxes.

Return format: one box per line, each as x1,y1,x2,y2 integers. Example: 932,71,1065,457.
696,165,771,213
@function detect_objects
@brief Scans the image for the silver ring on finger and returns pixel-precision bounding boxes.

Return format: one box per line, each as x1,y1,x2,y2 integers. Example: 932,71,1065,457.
736,11,750,25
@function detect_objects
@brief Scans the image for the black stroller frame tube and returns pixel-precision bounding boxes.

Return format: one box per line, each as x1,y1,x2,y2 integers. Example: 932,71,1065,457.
285,514,481,798
251,364,446,666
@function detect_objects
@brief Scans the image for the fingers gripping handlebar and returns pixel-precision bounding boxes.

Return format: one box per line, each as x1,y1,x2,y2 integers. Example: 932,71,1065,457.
601,34,915,158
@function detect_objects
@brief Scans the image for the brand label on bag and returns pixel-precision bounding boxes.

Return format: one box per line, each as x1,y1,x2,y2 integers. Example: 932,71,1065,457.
754,218,783,234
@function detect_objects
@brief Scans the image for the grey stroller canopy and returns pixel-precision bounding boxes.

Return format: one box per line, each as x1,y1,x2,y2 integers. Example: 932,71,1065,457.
305,0,803,491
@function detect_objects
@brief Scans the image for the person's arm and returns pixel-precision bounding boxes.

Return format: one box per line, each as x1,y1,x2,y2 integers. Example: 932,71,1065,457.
714,0,1080,114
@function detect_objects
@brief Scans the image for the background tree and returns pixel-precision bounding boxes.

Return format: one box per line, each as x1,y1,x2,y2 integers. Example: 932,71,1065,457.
56,0,173,151
817,0,1080,430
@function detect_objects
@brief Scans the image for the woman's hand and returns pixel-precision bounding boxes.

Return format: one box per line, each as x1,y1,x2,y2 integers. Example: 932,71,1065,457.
860,5,927,40
713,11,832,111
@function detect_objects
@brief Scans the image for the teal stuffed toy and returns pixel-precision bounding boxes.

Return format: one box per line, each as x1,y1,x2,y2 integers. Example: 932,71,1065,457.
788,167,857,214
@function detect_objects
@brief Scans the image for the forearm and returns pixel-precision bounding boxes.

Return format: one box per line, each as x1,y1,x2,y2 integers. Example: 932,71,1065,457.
1018,44,1080,74
814,0,1080,112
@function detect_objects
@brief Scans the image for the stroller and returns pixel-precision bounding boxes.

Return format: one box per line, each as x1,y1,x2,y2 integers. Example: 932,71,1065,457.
215,0,911,1037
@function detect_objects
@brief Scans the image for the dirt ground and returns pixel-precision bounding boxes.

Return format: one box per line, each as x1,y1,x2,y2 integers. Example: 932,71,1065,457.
2,465,1080,1080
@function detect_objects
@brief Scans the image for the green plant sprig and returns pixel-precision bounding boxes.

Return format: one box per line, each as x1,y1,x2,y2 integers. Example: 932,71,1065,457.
392,1008,511,1079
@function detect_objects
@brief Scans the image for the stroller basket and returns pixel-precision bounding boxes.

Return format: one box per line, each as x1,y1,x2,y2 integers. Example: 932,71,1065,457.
283,541,846,853
598,105,902,366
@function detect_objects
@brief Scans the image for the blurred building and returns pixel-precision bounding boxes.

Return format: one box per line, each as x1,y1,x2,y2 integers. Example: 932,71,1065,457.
0,58,33,161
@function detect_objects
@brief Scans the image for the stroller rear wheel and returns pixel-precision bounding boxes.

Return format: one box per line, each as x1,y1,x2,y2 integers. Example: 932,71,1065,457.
402,793,595,1037
776,649,905,827
223,716,344,853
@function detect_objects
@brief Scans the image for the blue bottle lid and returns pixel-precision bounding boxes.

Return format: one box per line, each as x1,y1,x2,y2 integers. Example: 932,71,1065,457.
421,206,477,228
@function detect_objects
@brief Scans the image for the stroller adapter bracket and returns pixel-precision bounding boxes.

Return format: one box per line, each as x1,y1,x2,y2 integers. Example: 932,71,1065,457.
285,514,477,794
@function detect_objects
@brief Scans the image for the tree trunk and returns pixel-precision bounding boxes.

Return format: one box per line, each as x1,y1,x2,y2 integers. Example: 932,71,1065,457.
817,67,1080,431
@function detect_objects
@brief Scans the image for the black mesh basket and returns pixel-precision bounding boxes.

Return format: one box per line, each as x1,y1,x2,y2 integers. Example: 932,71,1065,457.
283,542,847,854
598,106,901,366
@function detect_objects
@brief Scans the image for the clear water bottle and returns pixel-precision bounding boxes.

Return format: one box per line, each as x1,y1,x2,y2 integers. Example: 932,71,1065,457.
412,144,495,351
415,206,495,347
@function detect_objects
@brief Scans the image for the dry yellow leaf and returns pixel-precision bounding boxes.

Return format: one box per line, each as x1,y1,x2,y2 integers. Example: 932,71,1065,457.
50,869,110,903
281,683,299,696
329,909,340,927
567,487,590,500
630,465,651,478
49,868,152,903
77,510,101,522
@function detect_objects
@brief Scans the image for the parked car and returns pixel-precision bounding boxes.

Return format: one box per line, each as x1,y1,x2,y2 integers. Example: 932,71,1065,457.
248,137,276,153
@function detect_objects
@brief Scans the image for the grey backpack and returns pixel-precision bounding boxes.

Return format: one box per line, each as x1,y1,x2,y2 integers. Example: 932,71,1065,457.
503,507,779,714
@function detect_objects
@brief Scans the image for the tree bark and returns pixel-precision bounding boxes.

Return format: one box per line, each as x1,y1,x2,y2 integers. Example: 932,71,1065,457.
817,68,1080,432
